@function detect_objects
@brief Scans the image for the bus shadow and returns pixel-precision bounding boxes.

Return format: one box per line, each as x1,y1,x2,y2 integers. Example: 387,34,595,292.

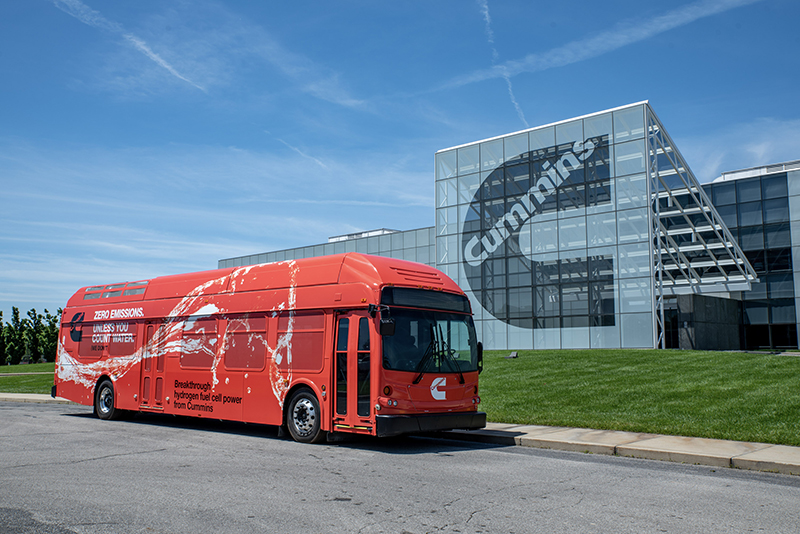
61,410,509,454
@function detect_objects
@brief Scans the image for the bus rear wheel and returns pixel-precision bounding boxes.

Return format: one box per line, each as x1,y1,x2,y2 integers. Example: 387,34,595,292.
286,388,324,443
94,379,120,420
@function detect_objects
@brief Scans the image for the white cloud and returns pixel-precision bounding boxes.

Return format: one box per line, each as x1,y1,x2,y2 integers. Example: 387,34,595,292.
53,0,206,92
0,135,434,318
52,0,365,108
678,117,800,181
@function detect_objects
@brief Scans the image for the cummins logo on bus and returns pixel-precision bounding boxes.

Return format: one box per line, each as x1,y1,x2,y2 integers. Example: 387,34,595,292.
459,136,614,329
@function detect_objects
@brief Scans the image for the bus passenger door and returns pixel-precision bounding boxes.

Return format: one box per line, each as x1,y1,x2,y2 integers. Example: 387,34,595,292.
140,322,165,410
333,312,373,433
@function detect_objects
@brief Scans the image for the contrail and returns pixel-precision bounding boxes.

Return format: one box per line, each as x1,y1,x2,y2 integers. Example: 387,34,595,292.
477,0,529,128
276,138,329,170
52,0,206,92
448,0,762,90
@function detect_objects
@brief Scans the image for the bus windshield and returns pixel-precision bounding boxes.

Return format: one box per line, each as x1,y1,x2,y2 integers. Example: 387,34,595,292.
382,309,479,373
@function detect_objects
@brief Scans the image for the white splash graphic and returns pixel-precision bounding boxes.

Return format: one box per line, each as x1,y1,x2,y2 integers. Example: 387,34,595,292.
56,261,300,411
266,260,299,408
56,272,230,393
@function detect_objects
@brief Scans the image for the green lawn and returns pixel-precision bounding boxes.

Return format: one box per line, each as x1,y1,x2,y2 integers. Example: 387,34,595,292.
480,349,800,447
0,363,55,394
2,352,800,447
0,362,55,374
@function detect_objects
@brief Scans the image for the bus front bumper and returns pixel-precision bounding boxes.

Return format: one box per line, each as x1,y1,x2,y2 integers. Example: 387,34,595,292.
375,411,487,437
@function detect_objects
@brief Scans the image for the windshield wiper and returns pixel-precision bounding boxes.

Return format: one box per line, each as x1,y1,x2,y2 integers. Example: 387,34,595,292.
412,324,438,384
413,324,464,385
437,324,465,384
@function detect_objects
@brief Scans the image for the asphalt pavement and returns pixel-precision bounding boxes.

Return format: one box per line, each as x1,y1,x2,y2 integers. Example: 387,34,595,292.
4,392,799,476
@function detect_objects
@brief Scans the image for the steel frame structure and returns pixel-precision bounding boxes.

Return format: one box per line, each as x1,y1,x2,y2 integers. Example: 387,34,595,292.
646,106,757,348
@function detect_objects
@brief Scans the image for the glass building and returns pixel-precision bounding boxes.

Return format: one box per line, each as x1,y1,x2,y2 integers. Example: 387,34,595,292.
698,161,800,349
221,102,800,351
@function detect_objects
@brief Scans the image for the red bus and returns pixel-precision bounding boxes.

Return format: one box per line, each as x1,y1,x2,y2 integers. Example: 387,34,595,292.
53,253,485,442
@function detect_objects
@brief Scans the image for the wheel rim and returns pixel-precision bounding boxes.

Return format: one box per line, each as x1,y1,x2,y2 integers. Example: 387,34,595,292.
99,386,113,414
292,398,316,436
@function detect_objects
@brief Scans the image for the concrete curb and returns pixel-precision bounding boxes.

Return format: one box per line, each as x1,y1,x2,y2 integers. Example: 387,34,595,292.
0,393,78,405
3,394,799,476
443,423,800,476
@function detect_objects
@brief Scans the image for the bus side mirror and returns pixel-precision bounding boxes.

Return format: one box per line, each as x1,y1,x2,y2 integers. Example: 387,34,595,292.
380,317,396,336
477,341,483,374
372,304,395,336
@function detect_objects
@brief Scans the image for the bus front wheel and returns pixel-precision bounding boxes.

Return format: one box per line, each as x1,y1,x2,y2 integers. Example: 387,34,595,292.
286,388,323,443
94,379,120,420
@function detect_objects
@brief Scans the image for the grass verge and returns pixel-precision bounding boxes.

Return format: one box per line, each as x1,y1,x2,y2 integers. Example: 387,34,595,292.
480,349,800,447
0,363,55,394
2,352,799,447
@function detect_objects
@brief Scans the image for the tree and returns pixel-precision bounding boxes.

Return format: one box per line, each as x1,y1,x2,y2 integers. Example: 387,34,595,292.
25,309,44,363
4,307,26,365
40,309,61,362
2,306,62,365
0,311,5,365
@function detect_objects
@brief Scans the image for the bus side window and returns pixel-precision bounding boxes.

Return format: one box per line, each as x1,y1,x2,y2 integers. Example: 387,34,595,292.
276,311,324,372
224,315,266,370
180,317,217,369
78,324,103,361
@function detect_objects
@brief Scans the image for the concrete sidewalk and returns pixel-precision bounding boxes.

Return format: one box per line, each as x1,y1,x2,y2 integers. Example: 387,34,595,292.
3,393,799,476
444,423,800,476
0,393,77,405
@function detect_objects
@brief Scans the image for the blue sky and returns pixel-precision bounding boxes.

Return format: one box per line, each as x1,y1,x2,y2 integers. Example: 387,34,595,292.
1,0,799,319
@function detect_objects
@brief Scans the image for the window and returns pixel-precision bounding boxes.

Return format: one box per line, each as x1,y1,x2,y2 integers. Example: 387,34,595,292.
224,315,267,370
276,311,325,372
181,318,217,369
336,319,348,415
712,183,736,206
738,201,763,228
762,174,788,199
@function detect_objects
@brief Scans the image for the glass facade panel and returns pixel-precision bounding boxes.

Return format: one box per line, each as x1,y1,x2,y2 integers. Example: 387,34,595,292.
619,278,652,313
739,226,764,251
738,201,763,227
620,312,653,348
737,178,761,202
763,198,789,224
713,183,736,205
437,178,457,208
615,140,646,177
762,174,788,199
530,219,558,253
618,242,651,279
529,126,555,159
584,113,612,141
715,204,737,228
587,211,617,247
481,139,504,171
556,120,583,147
458,173,481,206
504,133,528,163
613,106,645,143
436,150,456,180
457,145,479,176
617,208,649,243
558,216,587,250
765,223,791,248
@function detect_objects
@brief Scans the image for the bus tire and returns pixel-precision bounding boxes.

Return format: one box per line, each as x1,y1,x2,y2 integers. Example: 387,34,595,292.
286,388,324,444
94,379,120,420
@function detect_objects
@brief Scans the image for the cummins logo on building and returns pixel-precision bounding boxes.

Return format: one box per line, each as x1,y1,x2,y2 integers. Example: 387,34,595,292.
464,139,595,266
459,135,613,329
